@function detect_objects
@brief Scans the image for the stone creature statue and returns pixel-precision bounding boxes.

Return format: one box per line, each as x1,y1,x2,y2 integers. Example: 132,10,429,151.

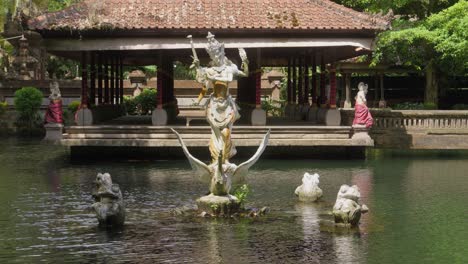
295,173,323,202
332,184,368,226
92,173,125,226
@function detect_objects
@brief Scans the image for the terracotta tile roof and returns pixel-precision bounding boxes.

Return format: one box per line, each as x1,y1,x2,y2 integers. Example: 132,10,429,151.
28,0,389,32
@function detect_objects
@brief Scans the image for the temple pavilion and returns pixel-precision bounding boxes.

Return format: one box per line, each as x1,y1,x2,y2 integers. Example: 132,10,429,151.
22,0,390,157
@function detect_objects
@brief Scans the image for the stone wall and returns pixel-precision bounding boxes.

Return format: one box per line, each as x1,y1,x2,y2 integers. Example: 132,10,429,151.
341,109,468,149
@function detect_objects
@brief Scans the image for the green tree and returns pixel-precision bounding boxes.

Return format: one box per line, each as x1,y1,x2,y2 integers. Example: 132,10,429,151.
372,1,467,106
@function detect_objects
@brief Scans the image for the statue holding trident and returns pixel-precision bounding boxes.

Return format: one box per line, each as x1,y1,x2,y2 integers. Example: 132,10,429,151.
188,32,249,164
172,33,270,216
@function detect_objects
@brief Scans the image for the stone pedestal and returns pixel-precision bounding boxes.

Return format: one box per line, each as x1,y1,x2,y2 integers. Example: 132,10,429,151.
316,108,327,124
324,108,341,126
284,103,295,118
76,108,93,126
307,107,318,123
378,100,387,108
351,125,374,146
196,194,241,216
43,123,63,141
152,108,168,126
251,108,266,126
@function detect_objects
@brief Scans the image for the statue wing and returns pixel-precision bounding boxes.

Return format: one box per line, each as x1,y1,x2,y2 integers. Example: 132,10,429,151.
232,129,270,182
171,129,211,182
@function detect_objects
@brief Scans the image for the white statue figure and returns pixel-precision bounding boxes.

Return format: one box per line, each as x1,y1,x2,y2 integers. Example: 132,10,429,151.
295,173,323,202
92,173,125,226
332,184,369,226
353,82,373,128
191,32,249,164
49,80,61,100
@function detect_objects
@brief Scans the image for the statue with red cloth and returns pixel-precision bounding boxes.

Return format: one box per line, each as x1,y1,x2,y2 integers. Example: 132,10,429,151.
352,82,373,128
44,80,63,124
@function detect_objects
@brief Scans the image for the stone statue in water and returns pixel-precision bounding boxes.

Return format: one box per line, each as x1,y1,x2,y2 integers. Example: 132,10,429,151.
332,184,368,227
172,32,269,216
295,173,323,202
92,173,125,226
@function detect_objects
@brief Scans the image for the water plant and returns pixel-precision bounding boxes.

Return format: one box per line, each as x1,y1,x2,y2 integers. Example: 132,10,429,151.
233,184,250,205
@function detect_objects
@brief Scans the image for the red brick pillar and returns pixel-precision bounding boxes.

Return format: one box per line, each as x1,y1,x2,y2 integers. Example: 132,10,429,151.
329,65,337,108
104,54,109,104
156,65,163,109
81,52,88,107
311,56,317,106
97,52,103,105
120,56,124,104
110,56,115,105
319,55,327,107
287,58,292,104
255,69,261,107
89,52,96,106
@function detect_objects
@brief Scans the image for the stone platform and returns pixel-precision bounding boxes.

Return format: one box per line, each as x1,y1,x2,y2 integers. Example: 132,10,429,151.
61,125,373,160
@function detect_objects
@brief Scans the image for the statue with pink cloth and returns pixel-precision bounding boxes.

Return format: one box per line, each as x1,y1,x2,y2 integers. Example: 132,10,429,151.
43,80,64,141
44,80,63,124
352,82,373,128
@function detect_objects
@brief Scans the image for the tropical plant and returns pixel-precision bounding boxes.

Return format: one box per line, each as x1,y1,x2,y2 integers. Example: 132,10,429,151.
134,89,157,115
13,86,43,134
123,95,137,115
233,184,250,206
67,100,80,114
0,101,7,116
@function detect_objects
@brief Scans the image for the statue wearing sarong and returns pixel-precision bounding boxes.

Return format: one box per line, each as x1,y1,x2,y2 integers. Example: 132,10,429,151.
44,80,63,124
352,82,373,128
192,32,249,163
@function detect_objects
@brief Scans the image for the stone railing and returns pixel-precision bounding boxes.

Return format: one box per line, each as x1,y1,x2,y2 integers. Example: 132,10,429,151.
340,109,468,149
340,109,468,130
371,110,468,130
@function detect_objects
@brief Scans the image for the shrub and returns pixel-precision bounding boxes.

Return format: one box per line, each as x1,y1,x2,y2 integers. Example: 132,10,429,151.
261,97,284,117
452,104,468,110
0,101,7,116
13,87,44,135
393,102,425,110
67,100,81,114
135,88,157,115
123,96,138,115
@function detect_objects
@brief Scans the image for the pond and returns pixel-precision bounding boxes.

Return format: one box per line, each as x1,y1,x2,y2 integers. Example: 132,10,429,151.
0,139,467,263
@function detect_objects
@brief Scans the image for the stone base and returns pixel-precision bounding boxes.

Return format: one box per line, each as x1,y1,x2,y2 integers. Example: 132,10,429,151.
251,108,266,126
284,103,296,118
196,194,241,216
316,108,327,124
307,107,318,123
324,108,341,126
43,123,63,141
76,108,93,126
378,100,387,108
351,125,374,146
152,108,168,126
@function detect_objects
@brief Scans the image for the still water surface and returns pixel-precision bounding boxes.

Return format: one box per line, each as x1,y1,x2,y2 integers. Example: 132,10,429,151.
0,139,467,263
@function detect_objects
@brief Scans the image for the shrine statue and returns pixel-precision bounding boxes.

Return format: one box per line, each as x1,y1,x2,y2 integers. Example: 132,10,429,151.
44,80,63,124
352,82,373,128
189,32,249,164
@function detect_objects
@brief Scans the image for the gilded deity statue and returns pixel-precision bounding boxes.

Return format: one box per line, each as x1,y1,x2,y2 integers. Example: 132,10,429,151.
190,32,249,164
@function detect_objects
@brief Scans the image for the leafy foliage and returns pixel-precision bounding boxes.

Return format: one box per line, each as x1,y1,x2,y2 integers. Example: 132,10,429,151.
67,100,80,114
233,184,250,205
123,95,138,115
135,88,157,115
13,87,43,134
0,101,7,116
